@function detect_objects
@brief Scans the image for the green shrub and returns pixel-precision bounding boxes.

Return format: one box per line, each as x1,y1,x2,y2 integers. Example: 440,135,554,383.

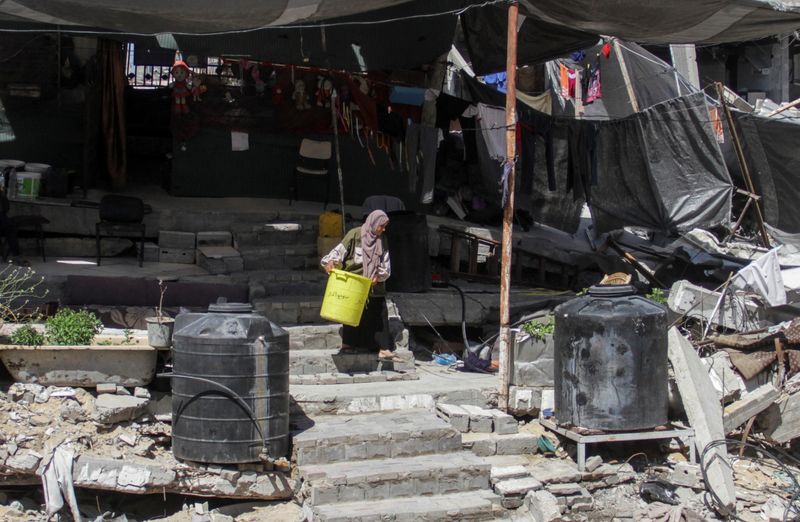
521,316,555,341
45,309,103,345
646,288,668,305
10,324,44,346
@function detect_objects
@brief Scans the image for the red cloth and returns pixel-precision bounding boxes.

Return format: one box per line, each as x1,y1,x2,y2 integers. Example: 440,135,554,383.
346,76,378,130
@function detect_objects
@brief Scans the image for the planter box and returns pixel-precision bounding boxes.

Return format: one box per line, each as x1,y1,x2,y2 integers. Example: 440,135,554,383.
0,344,158,387
511,332,554,387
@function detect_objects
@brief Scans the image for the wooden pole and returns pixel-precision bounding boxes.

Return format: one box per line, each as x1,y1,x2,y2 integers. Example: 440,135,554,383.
715,82,771,248
498,1,518,413
766,96,800,117
331,89,346,235
613,39,640,113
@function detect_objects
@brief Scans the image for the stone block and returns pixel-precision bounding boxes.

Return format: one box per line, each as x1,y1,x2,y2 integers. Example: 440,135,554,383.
495,477,543,496
92,394,149,424
495,433,538,455
159,247,196,264
526,489,562,521
529,460,581,484
159,230,196,249
512,334,555,387
197,246,244,275
488,410,518,435
584,455,602,472
460,405,494,433
197,231,232,248
509,386,543,416
5,453,40,472
501,496,524,509
491,465,529,484
96,383,116,394
134,387,151,399
546,483,583,496
436,403,471,432
138,242,160,263
466,436,496,457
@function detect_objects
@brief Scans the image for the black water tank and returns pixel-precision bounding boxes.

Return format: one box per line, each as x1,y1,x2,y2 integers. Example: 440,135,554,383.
171,301,289,463
554,285,668,430
385,212,431,293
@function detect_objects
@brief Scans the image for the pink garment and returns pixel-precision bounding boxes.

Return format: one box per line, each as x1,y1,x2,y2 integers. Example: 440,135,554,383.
361,210,389,280
586,68,602,104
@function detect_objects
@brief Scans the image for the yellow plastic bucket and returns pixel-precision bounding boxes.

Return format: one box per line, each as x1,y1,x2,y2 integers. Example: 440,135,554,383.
320,269,372,327
319,212,343,238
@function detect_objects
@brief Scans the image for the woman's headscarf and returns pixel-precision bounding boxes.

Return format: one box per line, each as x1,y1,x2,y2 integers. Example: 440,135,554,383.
361,210,389,280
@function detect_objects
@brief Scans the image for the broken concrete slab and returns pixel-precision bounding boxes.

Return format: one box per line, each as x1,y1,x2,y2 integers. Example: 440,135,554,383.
494,476,543,496
702,351,745,405
722,383,779,434
528,460,582,485
668,280,765,331
760,390,800,443
668,327,736,516
546,482,583,496
526,489,563,521
490,465,529,484
92,394,149,424
584,455,602,473
197,246,244,275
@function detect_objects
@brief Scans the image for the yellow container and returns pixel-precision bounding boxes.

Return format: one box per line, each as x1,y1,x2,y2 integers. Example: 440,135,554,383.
320,269,372,327
319,212,343,238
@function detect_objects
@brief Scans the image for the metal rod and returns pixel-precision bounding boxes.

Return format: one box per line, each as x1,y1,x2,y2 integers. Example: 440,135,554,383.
766,96,800,117
498,1,518,413
331,88,346,235
715,82,771,248
614,39,640,113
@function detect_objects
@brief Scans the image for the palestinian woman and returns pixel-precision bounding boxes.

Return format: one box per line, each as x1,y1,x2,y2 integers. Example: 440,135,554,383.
321,210,399,361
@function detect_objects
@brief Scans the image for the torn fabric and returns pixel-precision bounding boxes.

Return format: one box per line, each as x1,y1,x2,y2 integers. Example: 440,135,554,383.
42,446,82,522
731,247,787,307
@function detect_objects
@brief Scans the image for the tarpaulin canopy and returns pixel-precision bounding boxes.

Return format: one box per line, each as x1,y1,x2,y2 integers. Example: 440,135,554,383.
1,1,799,72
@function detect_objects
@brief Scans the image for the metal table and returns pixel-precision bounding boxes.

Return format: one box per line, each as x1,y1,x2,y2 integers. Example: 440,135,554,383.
540,419,696,471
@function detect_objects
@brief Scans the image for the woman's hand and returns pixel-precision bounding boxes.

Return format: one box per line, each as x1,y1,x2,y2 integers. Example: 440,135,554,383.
371,275,378,284
324,261,335,274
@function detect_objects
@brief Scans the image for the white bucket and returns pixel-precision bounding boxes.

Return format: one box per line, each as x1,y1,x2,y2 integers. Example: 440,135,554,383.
24,163,50,173
0,159,25,169
16,172,41,198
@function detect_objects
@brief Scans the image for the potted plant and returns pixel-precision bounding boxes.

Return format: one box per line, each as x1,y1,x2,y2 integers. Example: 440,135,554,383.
0,308,157,386
145,279,174,348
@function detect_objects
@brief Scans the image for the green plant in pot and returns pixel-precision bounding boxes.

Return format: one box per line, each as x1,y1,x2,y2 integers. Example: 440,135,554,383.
45,309,103,345
145,279,174,349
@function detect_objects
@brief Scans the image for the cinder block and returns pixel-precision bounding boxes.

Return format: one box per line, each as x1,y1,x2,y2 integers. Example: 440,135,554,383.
495,433,538,455
159,230,196,249
197,247,244,274
159,247,196,264
137,242,159,262
197,231,232,248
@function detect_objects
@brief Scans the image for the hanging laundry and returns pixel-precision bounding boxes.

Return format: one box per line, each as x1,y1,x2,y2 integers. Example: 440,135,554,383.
559,64,570,99
586,67,602,104
476,103,507,161
567,69,578,99
436,93,471,131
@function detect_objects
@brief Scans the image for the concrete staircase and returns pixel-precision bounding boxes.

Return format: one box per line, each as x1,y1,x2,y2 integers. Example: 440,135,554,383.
293,409,506,521
230,218,327,324
284,324,417,385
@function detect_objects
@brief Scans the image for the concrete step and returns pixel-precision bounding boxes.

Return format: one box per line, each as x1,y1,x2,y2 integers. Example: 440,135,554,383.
310,490,504,521
292,410,462,466
253,296,323,325
290,349,415,375
300,452,490,505
234,227,319,248
285,324,342,351
462,432,540,457
290,371,418,385
240,245,319,270
250,279,327,299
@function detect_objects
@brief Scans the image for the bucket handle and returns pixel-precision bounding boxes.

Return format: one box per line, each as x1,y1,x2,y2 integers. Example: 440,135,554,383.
157,372,266,449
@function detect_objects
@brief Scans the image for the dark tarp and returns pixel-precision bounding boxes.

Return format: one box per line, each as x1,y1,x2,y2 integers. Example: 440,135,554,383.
737,114,800,233
461,5,599,76
3,0,800,66
590,92,732,234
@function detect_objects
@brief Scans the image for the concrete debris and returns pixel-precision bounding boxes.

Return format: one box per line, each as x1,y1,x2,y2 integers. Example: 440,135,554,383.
760,390,800,443
133,387,151,399
701,351,744,405
459,404,494,433
436,403,471,432
722,382,779,434
91,394,149,424
494,476,543,496
528,460,582,485
490,465,529,484
668,327,736,516
668,280,765,331
115,386,131,396
584,455,603,472
525,489,563,521
96,383,117,394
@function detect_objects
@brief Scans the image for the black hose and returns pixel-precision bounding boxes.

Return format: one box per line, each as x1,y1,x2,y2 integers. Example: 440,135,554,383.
699,438,800,521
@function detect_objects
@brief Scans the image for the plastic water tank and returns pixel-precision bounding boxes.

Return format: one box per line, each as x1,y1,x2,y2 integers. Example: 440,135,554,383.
553,285,668,430
171,300,289,463
385,212,431,293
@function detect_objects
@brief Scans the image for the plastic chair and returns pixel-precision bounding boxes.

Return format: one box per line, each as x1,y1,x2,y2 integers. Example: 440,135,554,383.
95,195,145,267
290,138,332,208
